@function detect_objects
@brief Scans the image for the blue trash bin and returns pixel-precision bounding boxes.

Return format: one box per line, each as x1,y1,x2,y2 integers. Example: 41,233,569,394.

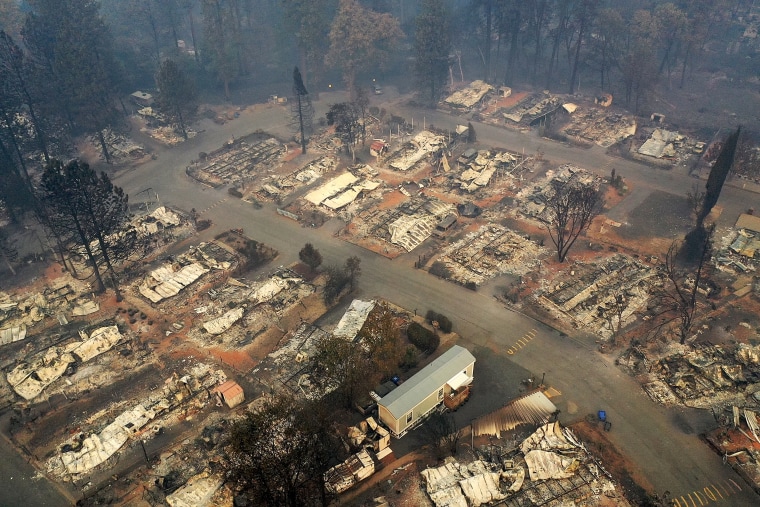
598,410,606,422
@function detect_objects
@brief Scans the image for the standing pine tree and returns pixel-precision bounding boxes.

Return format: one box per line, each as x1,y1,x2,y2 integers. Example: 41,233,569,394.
23,0,121,163
290,66,314,154
682,127,740,263
414,0,451,106
41,160,135,300
467,122,476,143
155,58,197,140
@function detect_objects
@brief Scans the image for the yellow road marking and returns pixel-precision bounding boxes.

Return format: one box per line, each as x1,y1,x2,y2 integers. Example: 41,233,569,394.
672,480,738,506
506,329,537,355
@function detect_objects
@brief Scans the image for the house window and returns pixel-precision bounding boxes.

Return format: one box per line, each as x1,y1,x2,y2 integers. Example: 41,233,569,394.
438,388,444,401
406,412,413,424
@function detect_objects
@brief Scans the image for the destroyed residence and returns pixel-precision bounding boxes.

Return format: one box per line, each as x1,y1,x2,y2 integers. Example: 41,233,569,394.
344,194,457,255
47,364,228,481
303,171,381,211
501,92,562,126
138,241,238,304
422,421,628,507
385,130,446,172
726,213,760,265
635,128,704,164
258,156,338,200
538,255,656,340
0,276,97,347
250,322,331,399
517,164,601,220
187,136,284,188
559,106,637,147
188,268,314,348
433,224,546,286
443,80,494,110
450,149,530,195
6,325,124,401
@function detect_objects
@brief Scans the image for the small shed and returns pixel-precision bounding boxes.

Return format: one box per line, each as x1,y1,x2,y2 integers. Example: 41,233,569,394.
370,140,388,157
131,91,154,107
213,380,245,408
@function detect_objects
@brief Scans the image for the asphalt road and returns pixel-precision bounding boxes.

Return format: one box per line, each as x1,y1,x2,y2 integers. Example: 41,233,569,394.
4,91,759,505
113,93,759,503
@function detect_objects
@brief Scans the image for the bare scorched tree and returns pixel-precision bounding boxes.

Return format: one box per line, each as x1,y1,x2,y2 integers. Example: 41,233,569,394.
538,174,603,262
648,226,714,345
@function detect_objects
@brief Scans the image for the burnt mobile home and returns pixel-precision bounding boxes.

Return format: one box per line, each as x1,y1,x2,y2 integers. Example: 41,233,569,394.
378,345,475,437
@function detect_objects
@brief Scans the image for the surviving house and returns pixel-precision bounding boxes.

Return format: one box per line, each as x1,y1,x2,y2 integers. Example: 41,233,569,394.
377,345,475,437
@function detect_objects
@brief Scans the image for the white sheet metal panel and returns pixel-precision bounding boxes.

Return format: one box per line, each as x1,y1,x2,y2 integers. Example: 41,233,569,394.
304,172,358,205
446,371,472,391
472,390,557,437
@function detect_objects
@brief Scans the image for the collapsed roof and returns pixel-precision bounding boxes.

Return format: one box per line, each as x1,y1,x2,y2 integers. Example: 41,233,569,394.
444,80,494,109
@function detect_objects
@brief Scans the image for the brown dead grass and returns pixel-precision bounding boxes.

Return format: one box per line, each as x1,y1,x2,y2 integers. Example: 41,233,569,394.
481,91,531,116
572,420,655,504
378,189,407,210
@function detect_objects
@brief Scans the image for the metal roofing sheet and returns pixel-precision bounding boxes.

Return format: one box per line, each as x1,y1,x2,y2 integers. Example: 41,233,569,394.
446,371,472,391
304,172,358,205
334,300,375,340
379,345,475,419
472,390,557,437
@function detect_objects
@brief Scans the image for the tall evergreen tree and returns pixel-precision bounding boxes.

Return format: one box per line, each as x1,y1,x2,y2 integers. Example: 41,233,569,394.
326,0,404,100
23,0,121,162
290,66,314,154
698,127,741,227
155,58,197,140
201,0,239,100
41,159,134,300
0,30,49,163
282,0,333,87
682,127,741,263
414,0,451,106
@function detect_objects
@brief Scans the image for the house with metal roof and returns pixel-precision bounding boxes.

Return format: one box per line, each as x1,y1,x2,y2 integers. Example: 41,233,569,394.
377,345,475,437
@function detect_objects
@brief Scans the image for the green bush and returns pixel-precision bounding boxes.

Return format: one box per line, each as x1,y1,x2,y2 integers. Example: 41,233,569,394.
399,346,418,372
407,322,439,353
425,310,452,333
437,315,452,333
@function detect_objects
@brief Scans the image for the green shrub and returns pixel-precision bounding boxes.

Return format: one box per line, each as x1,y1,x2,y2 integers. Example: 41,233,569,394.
407,322,439,353
437,315,452,333
425,310,453,333
399,346,418,371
